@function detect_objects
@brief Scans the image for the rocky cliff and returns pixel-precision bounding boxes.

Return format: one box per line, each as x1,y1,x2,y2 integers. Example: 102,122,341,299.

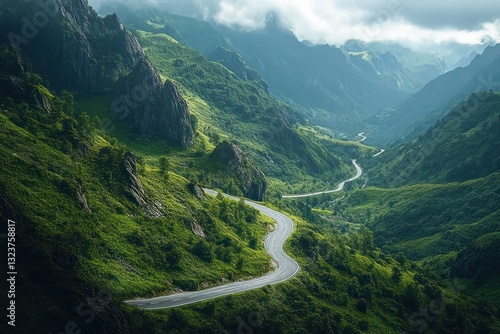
210,141,267,201
112,58,194,147
121,151,165,217
0,45,51,113
208,46,267,87
0,0,144,91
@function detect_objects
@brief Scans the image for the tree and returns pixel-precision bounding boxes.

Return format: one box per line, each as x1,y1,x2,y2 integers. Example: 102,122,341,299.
356,299,368,313
249,236,258,249
159,157,170,174
167,249,182,269
391,266,403,283
192,241,213,262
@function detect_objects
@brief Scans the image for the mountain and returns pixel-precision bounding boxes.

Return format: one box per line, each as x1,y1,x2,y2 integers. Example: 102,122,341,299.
0,0,144,91
342,39,447,90
367,92,500,187
1,1,500,333
112,58,194,147
452,51,479,69
336,173,500,287
331,94,500,305
370,45,500,144
0,39,277,332
94,4,446,138
207,46,266,85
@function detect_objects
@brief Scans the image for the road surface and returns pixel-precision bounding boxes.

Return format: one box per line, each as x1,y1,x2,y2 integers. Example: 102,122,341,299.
125,189,300,310
357,132,367,143
373,149,385,157
282,159,362,199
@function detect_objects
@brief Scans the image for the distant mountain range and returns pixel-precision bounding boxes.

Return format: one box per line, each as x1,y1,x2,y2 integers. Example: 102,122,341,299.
2,0,500,333
96,4,448,138
369,44,500,145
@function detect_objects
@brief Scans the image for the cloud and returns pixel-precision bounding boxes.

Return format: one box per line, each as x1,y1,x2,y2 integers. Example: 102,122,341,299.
88,0,500,49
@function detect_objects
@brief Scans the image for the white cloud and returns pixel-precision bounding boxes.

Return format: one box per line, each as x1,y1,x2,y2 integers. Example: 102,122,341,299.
89,0,500,49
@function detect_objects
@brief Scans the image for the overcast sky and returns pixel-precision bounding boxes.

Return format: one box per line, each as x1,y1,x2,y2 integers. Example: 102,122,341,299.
89,0,500,51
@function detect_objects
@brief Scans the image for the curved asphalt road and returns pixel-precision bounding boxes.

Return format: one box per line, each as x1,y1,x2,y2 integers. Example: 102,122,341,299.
125,189,300,310
373,149,385,157
357,132,367,143
282,159,362,199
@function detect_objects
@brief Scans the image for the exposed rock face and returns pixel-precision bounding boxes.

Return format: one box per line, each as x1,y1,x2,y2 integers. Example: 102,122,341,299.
263,108,322,172
113,58,194,147
208,46,267,86
0,45,51,113
122,151,165,217
188,182,205,199
1,0,144,91
191,217,206,238
210,141,267,201
58,178,91,213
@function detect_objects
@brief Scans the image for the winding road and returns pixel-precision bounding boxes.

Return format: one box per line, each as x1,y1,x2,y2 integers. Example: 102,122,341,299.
125,189,300,310
373,149,385,157
357,132,367,143
282,159,363,199
125,139,381,309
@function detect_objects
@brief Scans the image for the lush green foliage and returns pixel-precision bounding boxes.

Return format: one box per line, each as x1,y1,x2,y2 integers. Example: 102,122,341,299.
1,7,500,333
124,213,499,334
337,175,500,258
368,93,500,187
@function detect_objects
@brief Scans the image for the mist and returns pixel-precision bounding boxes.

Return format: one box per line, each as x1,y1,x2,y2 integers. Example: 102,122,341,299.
88,0,500,55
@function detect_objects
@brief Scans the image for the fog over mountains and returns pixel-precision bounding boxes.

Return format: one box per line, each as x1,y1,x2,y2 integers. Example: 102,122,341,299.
88,0,500,54
1,1,500,333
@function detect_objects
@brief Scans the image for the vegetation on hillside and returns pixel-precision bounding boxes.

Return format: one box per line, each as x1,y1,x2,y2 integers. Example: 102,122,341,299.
1,1,500,332
367,92,500,187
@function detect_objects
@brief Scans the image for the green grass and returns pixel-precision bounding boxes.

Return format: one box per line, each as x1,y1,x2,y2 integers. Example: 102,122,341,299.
0,100,275,300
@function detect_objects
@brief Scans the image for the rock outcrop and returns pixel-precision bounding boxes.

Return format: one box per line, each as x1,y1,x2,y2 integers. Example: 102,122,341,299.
122,151,165,217
208,46,266,84
210,141,267,201
0,45,51,113
113,58,194,147
1,0,144,91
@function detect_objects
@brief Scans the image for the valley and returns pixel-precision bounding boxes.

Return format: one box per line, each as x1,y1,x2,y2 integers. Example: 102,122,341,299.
0,0,499,333
282,160,363,198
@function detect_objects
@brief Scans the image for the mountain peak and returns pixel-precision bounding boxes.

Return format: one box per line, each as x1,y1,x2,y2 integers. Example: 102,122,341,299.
113,58,194,147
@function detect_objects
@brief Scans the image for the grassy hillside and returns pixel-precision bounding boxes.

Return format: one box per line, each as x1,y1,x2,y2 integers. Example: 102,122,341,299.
76,29,377,200
2,1,500,331
124,210,500,334
0,46,282,331
368,92,500,187
335,174,500,304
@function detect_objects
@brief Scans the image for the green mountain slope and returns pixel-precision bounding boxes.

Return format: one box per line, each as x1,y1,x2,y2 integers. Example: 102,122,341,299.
85,28,373,198
368,92,500,187
0,44,276,332
1,1,499,333
95,4,444,139
370,45,500,144
336,174,500,304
